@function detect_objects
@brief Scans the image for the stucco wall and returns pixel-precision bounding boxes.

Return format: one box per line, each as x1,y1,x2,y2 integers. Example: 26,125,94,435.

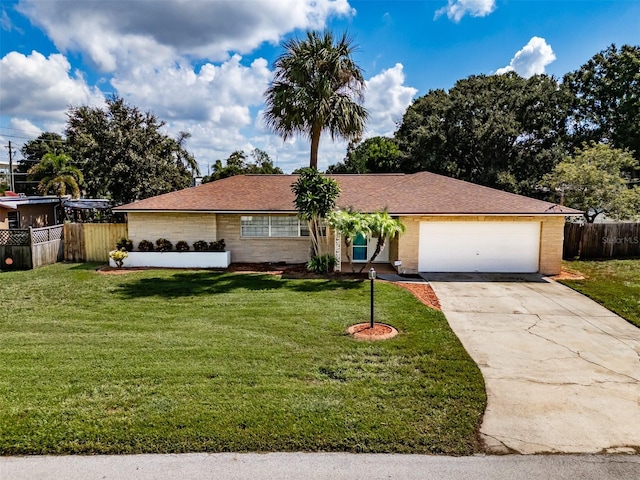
217,214,311,264
127,212,217,249
397,215,565,275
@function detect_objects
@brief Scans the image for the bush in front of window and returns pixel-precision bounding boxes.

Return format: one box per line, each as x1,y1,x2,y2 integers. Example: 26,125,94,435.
307,254,337,274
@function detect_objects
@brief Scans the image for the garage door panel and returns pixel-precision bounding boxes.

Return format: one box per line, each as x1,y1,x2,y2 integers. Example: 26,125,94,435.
419,221,540,273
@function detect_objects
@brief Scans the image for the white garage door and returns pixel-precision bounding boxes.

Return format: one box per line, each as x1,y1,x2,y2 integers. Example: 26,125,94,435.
418,221,541,273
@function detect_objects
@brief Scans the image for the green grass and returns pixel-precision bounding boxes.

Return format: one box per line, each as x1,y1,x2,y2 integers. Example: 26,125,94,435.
0,263,485,455
560,259,640,328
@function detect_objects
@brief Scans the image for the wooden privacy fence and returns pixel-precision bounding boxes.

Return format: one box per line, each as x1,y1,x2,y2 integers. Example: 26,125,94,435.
0,225,64,270
564,222,640,259
64,223,128,262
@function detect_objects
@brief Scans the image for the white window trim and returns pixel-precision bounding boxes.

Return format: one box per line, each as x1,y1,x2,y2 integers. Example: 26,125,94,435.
240,215,309,238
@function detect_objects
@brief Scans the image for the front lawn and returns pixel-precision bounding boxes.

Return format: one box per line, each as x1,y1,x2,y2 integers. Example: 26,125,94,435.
560,259,640,328
0,263,485,455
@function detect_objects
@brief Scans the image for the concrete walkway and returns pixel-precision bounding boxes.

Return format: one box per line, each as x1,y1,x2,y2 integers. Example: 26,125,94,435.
3,453,640,480
423,273,640,454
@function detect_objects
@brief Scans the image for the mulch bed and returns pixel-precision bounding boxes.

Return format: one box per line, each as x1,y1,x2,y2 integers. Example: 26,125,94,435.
390,281,441,310
348,322,398,340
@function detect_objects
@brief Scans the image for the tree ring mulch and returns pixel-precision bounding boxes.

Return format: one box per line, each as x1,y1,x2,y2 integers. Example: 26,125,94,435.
348,323,398,340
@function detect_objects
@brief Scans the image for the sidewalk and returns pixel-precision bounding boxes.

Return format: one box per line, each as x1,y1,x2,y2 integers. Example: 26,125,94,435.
3,453,639,480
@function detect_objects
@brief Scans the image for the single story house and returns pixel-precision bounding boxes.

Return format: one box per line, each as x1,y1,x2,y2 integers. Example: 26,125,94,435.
113,172,581,275
0,193,64,229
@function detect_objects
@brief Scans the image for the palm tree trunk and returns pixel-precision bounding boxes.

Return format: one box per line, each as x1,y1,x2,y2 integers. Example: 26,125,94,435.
358,238,385,274
309,124,321,169
344,238,354,272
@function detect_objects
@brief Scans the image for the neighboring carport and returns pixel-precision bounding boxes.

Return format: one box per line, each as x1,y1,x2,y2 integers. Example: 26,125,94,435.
423,273,640,454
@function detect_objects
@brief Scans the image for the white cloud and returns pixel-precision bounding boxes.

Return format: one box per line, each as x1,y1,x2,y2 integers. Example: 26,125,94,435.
435,0,496,22
18,0,355,72
9,118,42,138
496,37,556,78
111,55,270,127
365,63,417,137
0,50,105,121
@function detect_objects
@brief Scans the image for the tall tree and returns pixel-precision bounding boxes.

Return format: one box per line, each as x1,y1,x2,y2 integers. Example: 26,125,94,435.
17,132,69,195
395,73,572,196
564,44,640,160
540,143,640,223
291,168,340,258
66,96,199,204
264,30,368,169
327,136,402,174
27,152,84,198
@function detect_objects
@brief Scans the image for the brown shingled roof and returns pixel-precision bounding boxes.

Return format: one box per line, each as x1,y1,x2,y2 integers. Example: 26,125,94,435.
113,172,582,215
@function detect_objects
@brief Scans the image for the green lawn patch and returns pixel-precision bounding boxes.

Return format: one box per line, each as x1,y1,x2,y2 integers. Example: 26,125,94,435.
560,259,640,328
0,263,485,455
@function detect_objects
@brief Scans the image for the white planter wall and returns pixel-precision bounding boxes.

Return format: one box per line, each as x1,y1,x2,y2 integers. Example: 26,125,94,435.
109,251,231,269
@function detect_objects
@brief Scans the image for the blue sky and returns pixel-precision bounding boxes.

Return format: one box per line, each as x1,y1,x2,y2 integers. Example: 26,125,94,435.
1,0,639,173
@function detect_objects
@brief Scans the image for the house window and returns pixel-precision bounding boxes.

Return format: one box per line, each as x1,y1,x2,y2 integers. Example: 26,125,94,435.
241,215,310,238
7,211,19,229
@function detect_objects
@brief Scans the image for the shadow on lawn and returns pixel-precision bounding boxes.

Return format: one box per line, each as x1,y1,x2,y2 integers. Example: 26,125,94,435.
116,271,363,299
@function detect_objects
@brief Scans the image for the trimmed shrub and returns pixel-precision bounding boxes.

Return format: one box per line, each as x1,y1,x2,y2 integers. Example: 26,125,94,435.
208,239,226,252
138,240,154,252
175,240,190,252
116,237,133,252
193,240,208,252
109,248,129,268
155,238,173,252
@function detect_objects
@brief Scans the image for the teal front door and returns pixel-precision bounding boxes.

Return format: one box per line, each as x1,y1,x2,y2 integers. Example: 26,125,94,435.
353,233,368,261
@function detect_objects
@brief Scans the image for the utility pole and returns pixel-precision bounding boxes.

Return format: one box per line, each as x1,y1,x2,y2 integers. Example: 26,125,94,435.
5,141,15,192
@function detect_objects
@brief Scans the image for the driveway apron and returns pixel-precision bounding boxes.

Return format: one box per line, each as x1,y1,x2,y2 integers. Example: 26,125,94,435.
423,273,640,454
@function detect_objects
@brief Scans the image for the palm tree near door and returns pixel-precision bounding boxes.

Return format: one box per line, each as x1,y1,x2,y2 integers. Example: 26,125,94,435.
27,152,84,198
359,211,405,273
327,209,371,272
264,30,368,169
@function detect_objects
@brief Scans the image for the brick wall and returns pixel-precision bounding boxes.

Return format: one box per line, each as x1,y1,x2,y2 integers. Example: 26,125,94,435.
397,215,565,275
128,212,217,248
538,216,565,275
217,214,311,264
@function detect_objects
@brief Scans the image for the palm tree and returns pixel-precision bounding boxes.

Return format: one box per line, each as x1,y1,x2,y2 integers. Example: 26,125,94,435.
359,211,405,273
264,30,368,169
27,152,84,198
327,209,371,272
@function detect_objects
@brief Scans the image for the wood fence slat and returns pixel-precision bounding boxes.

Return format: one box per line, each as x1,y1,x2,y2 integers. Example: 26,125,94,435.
63,223,128,262
564,222,640,259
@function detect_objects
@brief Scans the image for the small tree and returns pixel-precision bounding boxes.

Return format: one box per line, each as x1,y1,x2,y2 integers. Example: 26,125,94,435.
291,168,340,259
359,211,405,273
541,143,640,222
327,209,371,272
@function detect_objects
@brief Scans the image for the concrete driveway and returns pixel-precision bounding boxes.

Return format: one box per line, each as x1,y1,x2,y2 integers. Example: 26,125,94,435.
422,273,640,454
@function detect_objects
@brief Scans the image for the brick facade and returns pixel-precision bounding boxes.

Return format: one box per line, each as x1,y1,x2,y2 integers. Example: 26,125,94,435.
397,215,565,275
126,212,565,274
127,212,217,248
217,214,311,264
